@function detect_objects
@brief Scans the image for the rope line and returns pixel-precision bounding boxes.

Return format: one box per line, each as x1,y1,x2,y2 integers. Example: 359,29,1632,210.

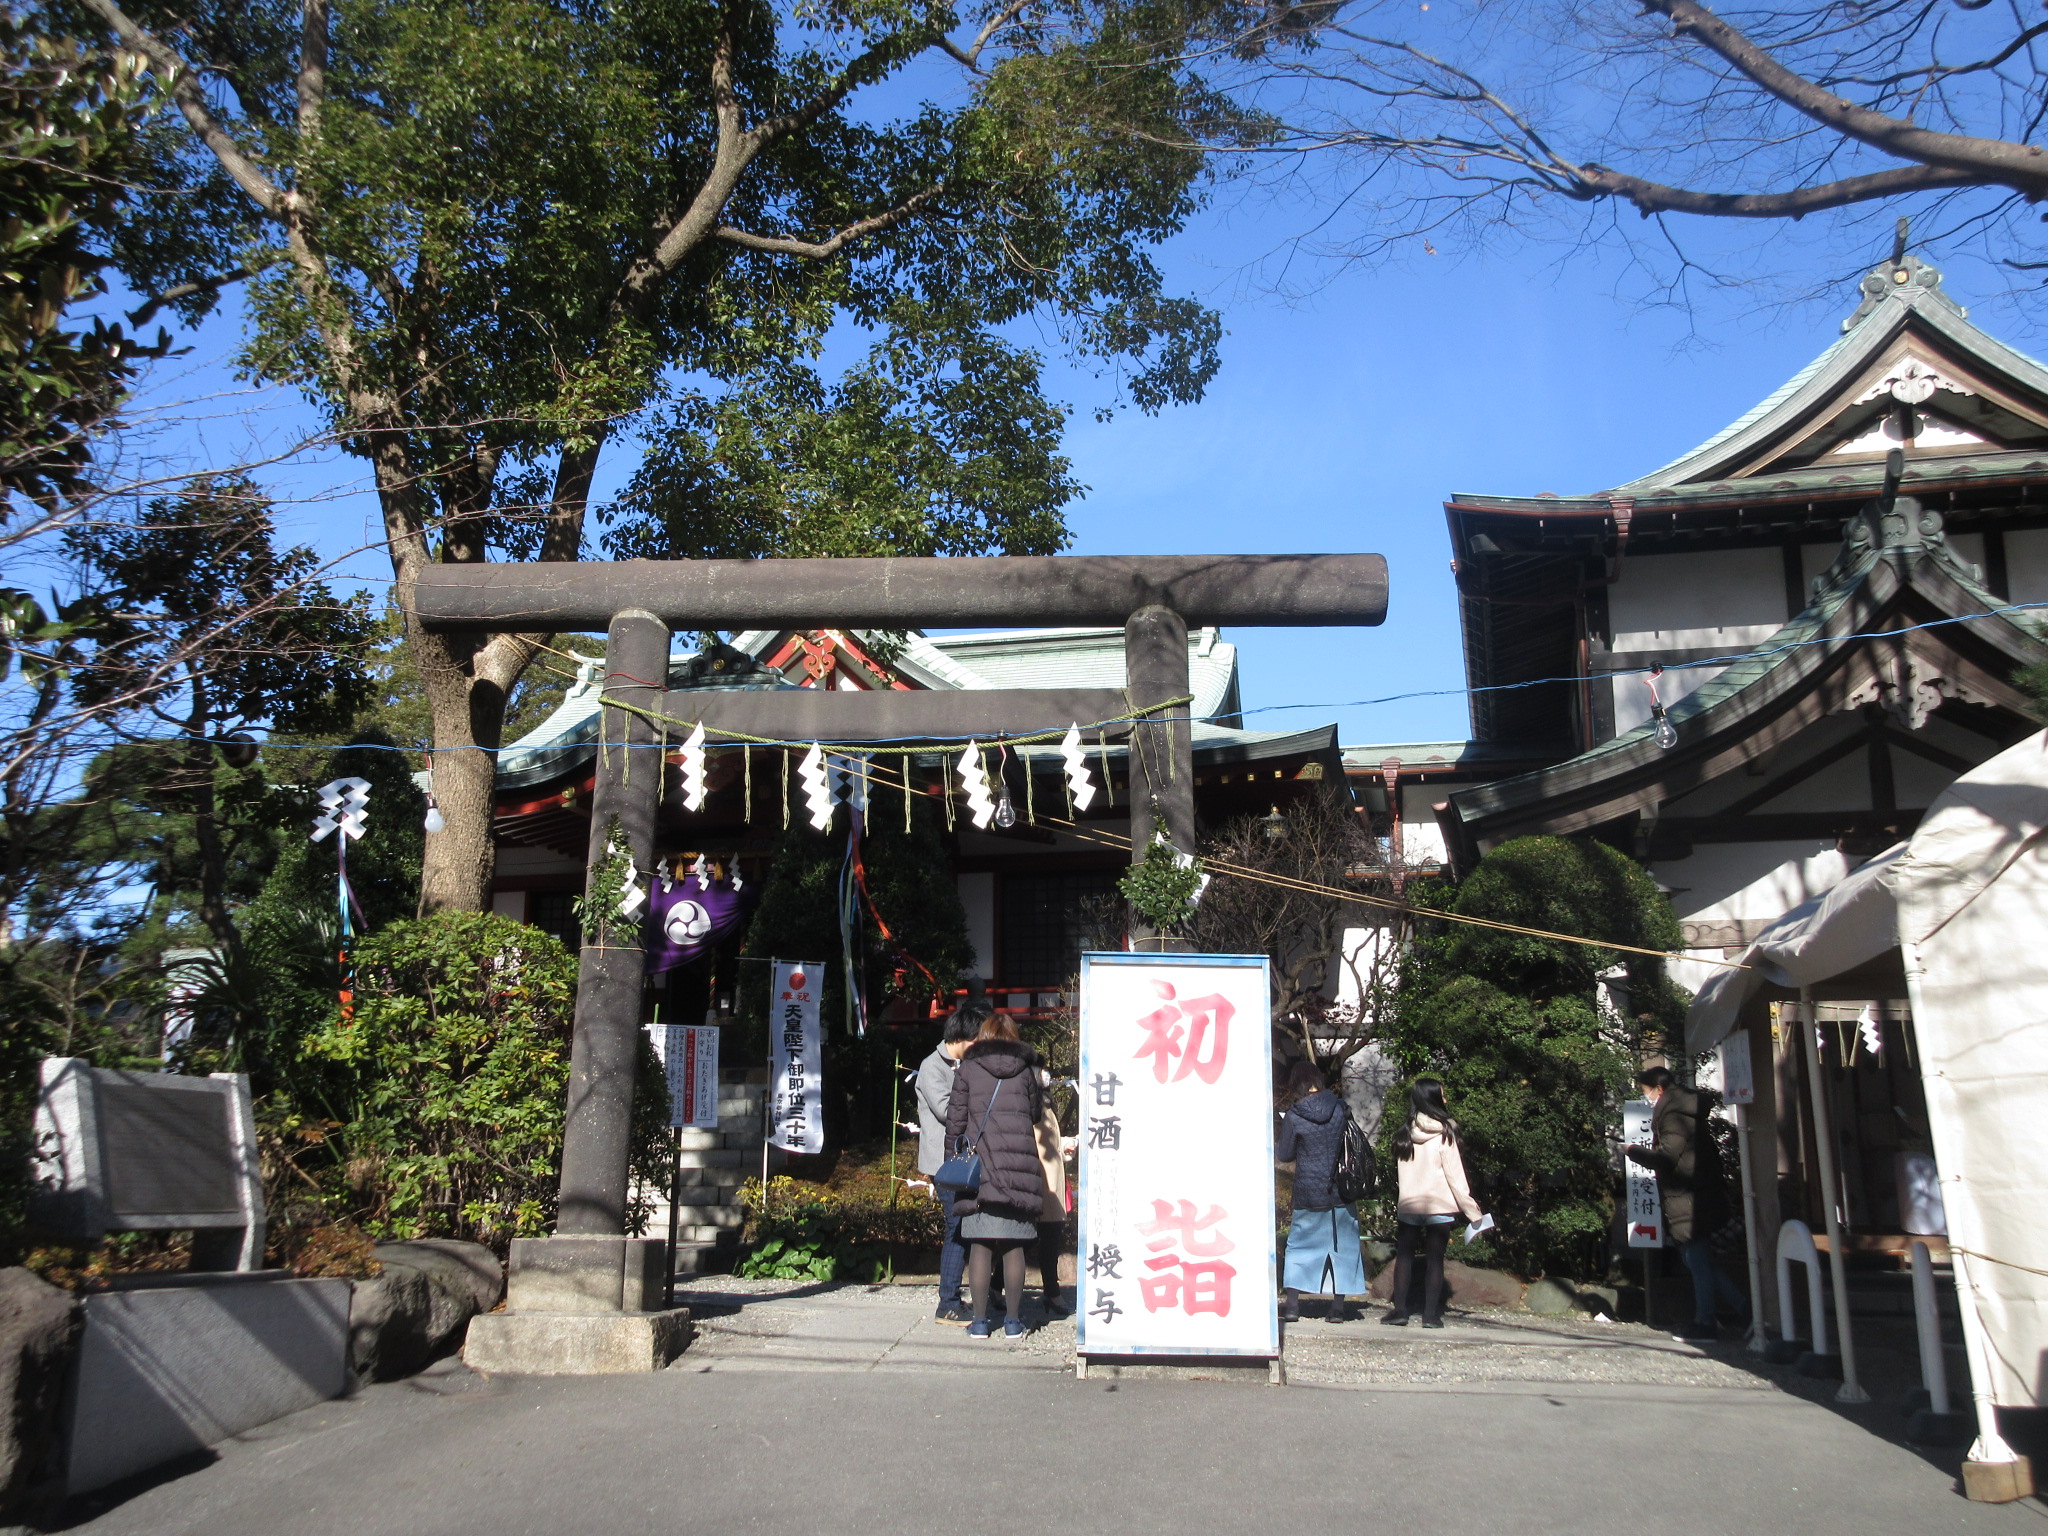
593,691,1196,756
1037,814,1749,970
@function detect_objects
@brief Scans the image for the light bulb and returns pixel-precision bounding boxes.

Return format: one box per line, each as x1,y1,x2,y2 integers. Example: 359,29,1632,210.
993,787,1017,829
1651,707,1678,751
423,804,446,834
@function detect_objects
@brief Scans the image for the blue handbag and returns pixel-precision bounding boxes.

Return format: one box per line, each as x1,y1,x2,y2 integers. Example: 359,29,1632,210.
933,1079,1003,1194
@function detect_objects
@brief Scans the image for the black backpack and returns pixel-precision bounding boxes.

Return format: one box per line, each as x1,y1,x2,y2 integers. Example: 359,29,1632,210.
1334,1104,1376,1204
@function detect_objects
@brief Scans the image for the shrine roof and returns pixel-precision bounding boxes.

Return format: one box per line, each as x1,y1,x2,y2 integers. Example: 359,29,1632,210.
497,626,1247,791
1449,253,2048,514
1441,511,2048,846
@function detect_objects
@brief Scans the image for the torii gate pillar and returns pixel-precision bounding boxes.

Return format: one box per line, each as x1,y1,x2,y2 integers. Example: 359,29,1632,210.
447,552,1387,1372
1125,605,1196,945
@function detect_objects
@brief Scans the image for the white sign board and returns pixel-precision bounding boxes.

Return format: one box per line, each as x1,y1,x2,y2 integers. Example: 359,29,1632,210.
1622,1098,1664,1248
656,1025,720,1129
769,961,825,1154
1715,1032,1755,1106
1076,952,1278,1360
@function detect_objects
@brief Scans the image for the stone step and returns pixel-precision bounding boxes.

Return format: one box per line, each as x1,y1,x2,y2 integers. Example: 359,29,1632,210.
675,1147,744,1170
674,1167,746,1192
673,1205,746,1228
675,1128,721,1151
671,1239,738,1275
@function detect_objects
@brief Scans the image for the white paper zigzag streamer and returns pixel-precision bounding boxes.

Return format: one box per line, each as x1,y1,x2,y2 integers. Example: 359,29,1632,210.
799,743,835,830
957,742,995,829
1059,723,1096,812
311,777,371,842
679,722,708,811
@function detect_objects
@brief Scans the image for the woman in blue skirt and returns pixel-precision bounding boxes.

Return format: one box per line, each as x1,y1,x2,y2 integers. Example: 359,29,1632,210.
1276,1058,1366,1323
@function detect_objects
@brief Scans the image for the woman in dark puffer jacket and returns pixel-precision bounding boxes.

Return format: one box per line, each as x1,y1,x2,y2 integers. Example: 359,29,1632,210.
945,1013,1048,1339
1277,1058,1366,1323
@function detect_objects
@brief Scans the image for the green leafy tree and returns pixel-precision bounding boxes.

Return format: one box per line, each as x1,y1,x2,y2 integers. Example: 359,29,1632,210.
286,910,668,1249
80,0,1251,912
0,10,163,529
67,475,373,961
1384,836,1687,1277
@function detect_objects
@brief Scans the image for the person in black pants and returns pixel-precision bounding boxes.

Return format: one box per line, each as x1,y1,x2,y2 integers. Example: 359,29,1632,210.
1384,1079,1483,1328
945,1012,1048,1340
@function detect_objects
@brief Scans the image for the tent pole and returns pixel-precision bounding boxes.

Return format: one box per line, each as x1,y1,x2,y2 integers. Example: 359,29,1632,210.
1733,1101,1769,1354
1798,987,1869,1404
1898,936,2021,1470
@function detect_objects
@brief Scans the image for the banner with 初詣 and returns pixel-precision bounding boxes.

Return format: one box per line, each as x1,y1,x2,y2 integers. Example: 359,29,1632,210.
1076,951,1277,1359
768,961,825,1154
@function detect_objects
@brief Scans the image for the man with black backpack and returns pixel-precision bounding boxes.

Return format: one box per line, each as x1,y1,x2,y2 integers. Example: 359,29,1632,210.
1276,1058,1375,1323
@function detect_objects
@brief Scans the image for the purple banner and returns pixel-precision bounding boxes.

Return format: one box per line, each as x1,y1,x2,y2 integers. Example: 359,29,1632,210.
644,866,750,975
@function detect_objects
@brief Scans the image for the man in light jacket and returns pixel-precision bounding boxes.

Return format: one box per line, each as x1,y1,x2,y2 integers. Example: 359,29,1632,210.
917,1004,987,1324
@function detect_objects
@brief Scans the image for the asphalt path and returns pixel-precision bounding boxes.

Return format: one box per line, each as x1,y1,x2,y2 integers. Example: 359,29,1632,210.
48,1281,2048,1536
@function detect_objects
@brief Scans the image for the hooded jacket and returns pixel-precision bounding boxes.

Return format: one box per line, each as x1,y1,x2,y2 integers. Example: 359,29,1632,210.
1395,1115,1482,1222
944,1039,1047,1218
1277,1089,1348,1211
913,1046,958,1177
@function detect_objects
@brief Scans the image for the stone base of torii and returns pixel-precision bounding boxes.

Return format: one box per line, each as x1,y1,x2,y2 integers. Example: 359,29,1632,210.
423,553,1387,1373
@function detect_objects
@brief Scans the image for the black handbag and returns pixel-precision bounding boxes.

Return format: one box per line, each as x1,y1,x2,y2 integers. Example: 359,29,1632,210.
1334,1104,1377,1204
933,1079,1003,1194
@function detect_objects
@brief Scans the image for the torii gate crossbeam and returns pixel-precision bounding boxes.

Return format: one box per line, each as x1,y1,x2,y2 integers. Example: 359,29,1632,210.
442,552,1386,1373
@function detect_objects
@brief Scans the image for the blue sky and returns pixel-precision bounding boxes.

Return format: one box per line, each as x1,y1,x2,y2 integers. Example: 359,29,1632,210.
115,186,2004,751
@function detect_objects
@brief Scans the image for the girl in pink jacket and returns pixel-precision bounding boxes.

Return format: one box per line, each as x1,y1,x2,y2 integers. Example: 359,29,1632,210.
1383,1079,1484,1328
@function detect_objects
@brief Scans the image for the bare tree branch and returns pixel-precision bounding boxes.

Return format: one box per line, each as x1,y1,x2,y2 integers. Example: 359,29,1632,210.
1644,0,2048,194
126,262,272,326
76,0,287,217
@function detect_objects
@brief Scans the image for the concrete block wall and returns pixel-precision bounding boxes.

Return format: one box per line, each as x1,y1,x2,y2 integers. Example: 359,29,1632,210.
641,1069,776,1275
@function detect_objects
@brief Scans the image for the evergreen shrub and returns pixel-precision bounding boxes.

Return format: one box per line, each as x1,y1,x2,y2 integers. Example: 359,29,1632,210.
1383,836,1689,1278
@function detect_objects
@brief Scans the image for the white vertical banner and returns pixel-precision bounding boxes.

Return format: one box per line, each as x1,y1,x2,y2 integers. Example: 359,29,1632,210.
1076,951,1278,1359
1623,1098,1665,1247
1716,1032,1755,1106
662,1025,720,1129
769,961,825,1154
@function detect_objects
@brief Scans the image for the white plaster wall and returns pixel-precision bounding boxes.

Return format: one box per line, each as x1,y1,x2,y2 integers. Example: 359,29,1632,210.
957,871,995,980
1653,842,1857,925
491,890,526,921
1612,663,1728,736
1609,546,1791,651
2005,527,2048,607
1667,951,1737,997
1946,531,1986,583
1734,752,1871,815
1801,541,1837,596
1397,787,1449,865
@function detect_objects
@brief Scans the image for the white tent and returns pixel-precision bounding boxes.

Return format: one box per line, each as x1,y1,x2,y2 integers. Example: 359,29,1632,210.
1682,730,2048,1448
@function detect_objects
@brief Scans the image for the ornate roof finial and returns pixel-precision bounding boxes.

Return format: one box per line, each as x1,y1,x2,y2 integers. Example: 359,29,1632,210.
1842,220,1964,332
1843,221,1966,329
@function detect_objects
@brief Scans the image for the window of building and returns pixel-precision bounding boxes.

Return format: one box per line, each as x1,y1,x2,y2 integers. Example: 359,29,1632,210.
998,869,1122,987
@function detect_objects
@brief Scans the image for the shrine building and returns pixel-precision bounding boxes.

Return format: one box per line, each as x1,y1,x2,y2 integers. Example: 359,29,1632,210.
489,623,1341,1015
1345,251,2048,1253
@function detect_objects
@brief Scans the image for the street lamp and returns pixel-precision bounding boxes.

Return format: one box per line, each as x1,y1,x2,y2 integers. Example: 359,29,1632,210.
1260,805,1287,843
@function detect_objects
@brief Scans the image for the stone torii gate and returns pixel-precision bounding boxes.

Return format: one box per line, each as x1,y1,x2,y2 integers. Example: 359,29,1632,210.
426,552,1387,1373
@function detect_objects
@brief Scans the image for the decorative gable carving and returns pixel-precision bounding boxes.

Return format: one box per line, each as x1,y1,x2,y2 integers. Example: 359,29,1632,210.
1852,356,1974,406
1827,413,1989,456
